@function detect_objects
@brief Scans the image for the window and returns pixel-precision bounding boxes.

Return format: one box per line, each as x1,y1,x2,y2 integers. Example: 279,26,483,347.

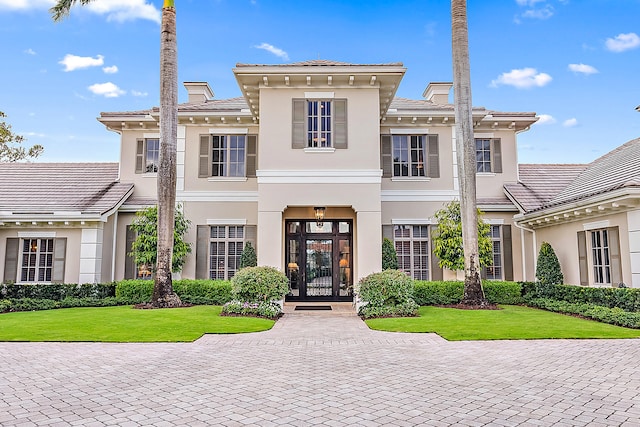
135,138,159,173
392,135,426,177
292,98,347,149
485,225,503,280
3,237,66,284
212,135,246,177
209,226,244,280
381,134,439,178
394,225,430,280
591,229,611,285
474,138,502,173
199,135,257,178
21,238,54,282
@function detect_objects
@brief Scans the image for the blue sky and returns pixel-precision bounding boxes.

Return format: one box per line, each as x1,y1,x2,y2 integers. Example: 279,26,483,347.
0,0,638,164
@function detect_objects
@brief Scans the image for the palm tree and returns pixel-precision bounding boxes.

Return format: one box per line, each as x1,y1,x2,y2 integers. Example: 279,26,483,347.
451,0,488,306
51,0,182,308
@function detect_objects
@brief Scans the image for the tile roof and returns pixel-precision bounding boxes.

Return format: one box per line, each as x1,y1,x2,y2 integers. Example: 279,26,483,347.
505,137,640,213
0,163,133,216
235,59,404,67
100,97,250,117
504,164,588,212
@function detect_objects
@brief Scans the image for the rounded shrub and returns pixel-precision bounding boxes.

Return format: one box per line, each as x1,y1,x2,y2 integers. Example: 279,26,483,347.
231,266,289,302
536,242,563,287
357,270,418,318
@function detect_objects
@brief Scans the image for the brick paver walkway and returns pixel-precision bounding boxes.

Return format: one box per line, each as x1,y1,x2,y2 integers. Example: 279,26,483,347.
1,304,639,426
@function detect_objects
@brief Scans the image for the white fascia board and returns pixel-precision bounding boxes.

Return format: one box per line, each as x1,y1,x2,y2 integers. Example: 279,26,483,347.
381,190,459,202
177,191,259,202
257,170,382,184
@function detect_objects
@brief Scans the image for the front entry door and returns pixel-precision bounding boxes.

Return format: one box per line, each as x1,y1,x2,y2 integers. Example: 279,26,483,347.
286,220,352,301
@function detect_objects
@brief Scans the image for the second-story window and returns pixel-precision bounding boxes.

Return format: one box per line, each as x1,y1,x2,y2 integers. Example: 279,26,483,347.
307,101,332,148
475,138,502,173
135,138,160,174
199,134,257,179
381,134,439,178
212,135,246,177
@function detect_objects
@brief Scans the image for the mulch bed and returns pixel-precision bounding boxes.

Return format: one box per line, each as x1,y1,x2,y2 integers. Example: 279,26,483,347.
133,302,193,309
434,303,501,310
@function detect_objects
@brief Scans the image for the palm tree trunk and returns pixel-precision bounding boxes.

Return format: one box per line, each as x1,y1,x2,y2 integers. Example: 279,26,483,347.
153,1,181,308
451,0,487,306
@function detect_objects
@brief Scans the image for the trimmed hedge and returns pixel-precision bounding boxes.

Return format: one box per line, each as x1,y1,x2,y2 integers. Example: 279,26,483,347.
521,282,640,312
357,270,419,318
527,297,640,329
412,281,523,306
115,279,233,305
1,297,122,313
1,283,116,300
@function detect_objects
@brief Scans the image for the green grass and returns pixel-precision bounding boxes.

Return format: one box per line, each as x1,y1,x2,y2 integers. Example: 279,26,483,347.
0,305,274,342
365,305,640,341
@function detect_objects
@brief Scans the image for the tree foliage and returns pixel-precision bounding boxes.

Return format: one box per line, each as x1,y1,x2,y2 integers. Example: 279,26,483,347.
0,111,43,162
239,242,257,269
382,237,399,270
129,205,191,273
536,242,564,286
432,201,492,271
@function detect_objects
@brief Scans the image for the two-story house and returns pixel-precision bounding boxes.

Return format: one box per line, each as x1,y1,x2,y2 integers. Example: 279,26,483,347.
23,59,635,299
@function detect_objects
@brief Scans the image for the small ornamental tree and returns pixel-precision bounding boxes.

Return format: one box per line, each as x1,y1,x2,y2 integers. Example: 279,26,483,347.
433,200,492,271
239,242,257,269
129,205,191,274
536,242,563,286
1,111,43,162
382,237,399,270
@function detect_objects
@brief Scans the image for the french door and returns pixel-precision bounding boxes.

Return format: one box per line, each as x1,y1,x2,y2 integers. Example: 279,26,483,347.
285,220,353,301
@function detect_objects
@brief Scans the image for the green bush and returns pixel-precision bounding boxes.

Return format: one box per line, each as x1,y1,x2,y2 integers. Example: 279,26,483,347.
0,297,123,313
221,300,282,319
239,242,257,269
527,298,640,329
521,282,640,312
382,237,398,270
535,242,564,287
357,270,419,318
412,281,522,305
115,279,233,305
1,283,116,300
231,266,289,302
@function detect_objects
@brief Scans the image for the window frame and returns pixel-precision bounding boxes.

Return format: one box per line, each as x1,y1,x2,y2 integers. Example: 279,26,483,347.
393,225,430,280
20,238,54,283
590,229,612,285
485,225,503,280
392,135,427,178
135,138,160,174
474,138,502,174
208,225,245,280
211,135,247,178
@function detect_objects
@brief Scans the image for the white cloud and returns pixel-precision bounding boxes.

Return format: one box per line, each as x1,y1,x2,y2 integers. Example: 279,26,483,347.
102,65,118,74
59,54,104,72
568,63,598,75
86,0,160,24
24,48,36,55
491,68,552,89
131,90,148,97
521,5,554,19
563,118,578,127
88,82,125,98
0,0,54,11
535,114,556,125
254,43,290,61
605,33,640,53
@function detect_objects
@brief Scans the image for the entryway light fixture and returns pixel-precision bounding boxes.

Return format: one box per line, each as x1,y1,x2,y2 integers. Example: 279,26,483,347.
314,206,326,227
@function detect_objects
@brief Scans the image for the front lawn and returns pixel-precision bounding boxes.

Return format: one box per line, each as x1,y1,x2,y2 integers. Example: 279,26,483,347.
0,305,274,342
365,305,640,340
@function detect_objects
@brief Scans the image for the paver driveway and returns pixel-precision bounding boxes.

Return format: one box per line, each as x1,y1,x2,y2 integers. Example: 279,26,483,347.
1,305,639,426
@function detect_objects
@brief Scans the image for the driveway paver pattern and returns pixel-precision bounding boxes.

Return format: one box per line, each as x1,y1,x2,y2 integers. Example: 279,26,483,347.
1,305,639,426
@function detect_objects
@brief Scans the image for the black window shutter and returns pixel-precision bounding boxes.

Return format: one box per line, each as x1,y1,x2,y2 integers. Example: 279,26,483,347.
503,225,513,281
577,231,588,286
125,225,136,280
199,135,211,178
52,238,67,284
381,135,392,178
427,134,440,178
246,135,258,178
135,139,145,174
333,99,348,149
196,225,209,279
292,99,306,149
492,139,503,173
3,238,19,283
